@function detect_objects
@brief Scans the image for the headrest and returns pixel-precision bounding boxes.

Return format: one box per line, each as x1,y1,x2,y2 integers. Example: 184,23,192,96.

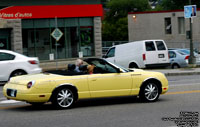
68,64,76,71
79,65,88,71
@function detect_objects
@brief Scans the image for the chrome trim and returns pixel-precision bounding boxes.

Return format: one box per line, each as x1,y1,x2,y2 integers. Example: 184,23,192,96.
54,83,78,91
142,77,161,84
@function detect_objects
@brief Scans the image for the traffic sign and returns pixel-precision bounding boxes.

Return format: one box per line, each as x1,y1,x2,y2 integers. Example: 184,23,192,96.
51,28,63,41
184,5,197,18
0,42,5,48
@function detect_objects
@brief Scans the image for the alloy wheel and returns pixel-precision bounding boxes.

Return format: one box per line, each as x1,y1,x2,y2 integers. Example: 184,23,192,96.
56,88,74,108
144,83,159,101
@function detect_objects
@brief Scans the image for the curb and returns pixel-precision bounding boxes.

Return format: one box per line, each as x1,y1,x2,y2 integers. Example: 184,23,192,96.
164,72,200,76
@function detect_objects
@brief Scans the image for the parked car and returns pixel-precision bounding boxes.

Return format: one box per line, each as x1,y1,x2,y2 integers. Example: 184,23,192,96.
0,50,42,82
176,49,200,65
169,48,200,65
168,49,189,68
104,40,170,69
3,58,169,109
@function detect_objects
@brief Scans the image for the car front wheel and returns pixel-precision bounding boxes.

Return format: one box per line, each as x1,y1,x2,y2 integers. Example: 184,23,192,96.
52,88,75,109
140,82,160,102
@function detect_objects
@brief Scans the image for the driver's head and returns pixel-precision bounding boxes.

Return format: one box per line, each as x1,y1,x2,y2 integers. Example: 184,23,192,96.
75,59,83,67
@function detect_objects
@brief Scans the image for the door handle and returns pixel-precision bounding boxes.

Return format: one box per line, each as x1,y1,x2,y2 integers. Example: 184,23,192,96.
91,79,97,81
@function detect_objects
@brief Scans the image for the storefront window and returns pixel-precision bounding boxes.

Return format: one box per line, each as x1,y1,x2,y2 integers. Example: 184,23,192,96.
35,29,51,60
80,26,94,56
22,18,94,60
22,29,35,57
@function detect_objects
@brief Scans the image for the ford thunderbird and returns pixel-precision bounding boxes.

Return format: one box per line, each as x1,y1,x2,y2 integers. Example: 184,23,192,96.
3,58,168,109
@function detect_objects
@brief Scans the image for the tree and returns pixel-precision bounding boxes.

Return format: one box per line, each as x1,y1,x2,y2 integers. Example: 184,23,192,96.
102,0,151,41
160,0,200,10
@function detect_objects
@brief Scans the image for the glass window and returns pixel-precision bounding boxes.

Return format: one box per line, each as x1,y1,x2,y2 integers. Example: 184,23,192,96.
178,17,185,34
22,29,35,57
80,26,94,57
35,28,51,60
51,28,66,59
145,41,155,51
156,41,166,50
165,18,172,34
90,59,118,73
22,17,94,60
169,51,176,58
0,52,15,61
106,47,115,57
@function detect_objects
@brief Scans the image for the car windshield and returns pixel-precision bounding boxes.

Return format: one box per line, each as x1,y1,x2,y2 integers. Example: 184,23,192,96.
178,49,198,56
106,60,129,72
178,49,190,54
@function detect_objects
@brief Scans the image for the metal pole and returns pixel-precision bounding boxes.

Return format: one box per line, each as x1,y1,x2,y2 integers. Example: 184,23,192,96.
188,0,195,64
55,17,58,70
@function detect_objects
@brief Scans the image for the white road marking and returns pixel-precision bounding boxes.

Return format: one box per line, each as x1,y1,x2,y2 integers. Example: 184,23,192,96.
0,100,22,104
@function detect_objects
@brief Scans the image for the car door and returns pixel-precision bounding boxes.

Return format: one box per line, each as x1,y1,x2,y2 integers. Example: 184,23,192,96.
145,41,158,65
88,61,132,98
0,52,15,81
155,41,169,64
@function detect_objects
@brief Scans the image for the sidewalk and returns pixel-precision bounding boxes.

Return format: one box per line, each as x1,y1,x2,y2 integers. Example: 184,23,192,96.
148,68,200,76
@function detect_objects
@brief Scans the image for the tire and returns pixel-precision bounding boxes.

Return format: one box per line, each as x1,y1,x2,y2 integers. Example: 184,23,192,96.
52,88,75,109
139,82,160,102
172,64,180,69
11,70,27,78
129,63,139,68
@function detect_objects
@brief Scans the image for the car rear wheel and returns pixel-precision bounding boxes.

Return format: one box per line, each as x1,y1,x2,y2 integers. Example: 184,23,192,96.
11,70,27,77
172,64,180,69
129,63,139,68
139,82,160,102
52,88,75,109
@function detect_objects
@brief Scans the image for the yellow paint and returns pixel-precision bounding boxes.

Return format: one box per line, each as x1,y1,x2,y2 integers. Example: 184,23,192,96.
166,90,200,95
3,70,168,103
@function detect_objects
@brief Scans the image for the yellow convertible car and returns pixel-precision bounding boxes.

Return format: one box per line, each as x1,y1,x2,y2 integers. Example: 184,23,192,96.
3,58,168,109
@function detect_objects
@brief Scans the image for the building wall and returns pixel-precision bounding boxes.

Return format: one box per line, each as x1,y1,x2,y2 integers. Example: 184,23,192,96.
94,17,102,57
128,10,200,50
0,19,23,53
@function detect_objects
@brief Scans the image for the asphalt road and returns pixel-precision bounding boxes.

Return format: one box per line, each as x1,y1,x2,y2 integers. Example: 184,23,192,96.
0,75,200,127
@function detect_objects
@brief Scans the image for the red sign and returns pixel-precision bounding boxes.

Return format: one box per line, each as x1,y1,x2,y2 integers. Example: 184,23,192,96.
0,4,103,19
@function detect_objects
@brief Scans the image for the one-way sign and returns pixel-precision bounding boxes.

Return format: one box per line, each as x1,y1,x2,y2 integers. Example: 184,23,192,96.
51,28,63,41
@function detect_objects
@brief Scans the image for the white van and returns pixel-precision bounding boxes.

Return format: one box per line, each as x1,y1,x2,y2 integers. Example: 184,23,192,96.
104,40,170,68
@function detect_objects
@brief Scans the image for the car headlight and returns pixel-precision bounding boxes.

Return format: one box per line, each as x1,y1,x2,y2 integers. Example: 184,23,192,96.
27,81,35,89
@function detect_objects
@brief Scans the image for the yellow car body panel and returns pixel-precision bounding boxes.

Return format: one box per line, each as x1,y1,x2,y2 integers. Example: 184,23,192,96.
3,69,168,103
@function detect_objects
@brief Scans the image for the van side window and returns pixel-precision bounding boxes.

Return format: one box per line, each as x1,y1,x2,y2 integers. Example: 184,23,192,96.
106,47,115,58
145,41,155,51
156,41,166,50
